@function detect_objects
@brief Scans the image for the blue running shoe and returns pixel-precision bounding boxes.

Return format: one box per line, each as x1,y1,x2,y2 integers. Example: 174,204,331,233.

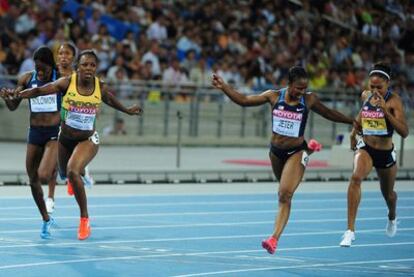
81,166,94,189
40,218,55,239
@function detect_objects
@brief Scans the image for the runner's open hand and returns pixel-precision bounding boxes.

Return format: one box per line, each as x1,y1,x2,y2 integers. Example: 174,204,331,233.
125,104,143,115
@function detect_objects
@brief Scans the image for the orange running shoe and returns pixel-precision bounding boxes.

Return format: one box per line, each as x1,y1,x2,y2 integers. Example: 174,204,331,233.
308,139,322,152
67,180,74,196
78,217,91,240
262,236,278,254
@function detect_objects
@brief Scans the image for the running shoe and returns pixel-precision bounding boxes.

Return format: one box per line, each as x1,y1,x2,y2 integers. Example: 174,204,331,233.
78,217,91,240
261,236,278,254
386,219,397,237
67,180,74,196
56,172,67,185
82,166,95,189
45,197,54,214
40,217,55,239
339,230,355,247
308,139,322,152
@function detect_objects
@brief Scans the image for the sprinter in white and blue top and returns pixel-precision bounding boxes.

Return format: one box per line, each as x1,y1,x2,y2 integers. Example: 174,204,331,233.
27,68,60,114
0,46,59,239
340,62,409,248
212,66,356,255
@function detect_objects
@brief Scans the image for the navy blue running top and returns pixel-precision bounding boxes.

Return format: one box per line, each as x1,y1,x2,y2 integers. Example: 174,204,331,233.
271,88,309,138
27,69,61,113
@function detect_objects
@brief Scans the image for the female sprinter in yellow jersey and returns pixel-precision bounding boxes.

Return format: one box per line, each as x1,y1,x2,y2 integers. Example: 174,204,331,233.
14,50,142,240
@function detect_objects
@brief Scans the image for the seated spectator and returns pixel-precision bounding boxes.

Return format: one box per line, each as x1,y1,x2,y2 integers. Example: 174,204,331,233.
113,68,133,99
92,24,116,55
146,15,167,42
18,50,34,76
4,41,25,75
309,66,328,90
362,16,383,39
121,30,138,54
189,57,212,87
176,28,201,59
180,50,197,73
107,55,126,81
162,57,189,85
87,9,101,35
141,42,161,76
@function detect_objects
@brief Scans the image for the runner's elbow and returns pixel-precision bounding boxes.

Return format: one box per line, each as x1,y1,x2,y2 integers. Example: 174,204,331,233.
400,129,409,138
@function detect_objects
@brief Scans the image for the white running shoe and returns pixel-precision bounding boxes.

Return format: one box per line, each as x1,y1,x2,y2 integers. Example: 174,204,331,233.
340,230,355,247
45,198,54,214
56,173,67,185
82,166,95,189
386,219,397,237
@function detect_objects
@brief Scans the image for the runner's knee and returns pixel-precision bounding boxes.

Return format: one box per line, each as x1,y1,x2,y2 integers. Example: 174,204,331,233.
350,175,363,186
382,189,397,202
67,168,81,182
278,190,293,204
37,169,53,184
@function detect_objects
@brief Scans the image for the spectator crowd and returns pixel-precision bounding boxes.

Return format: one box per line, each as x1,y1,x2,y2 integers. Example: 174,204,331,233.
0,0,413,107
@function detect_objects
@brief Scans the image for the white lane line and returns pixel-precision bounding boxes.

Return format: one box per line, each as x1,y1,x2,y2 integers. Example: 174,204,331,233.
1,185,413,200
1,216,414,235
0,197,413,211
192,241,414,255
0,206,413,221
1,228,414,249
0,242,413,271
170,258,414,277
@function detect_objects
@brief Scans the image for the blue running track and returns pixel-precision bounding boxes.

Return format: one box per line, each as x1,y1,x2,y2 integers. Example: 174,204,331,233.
0,187,413,276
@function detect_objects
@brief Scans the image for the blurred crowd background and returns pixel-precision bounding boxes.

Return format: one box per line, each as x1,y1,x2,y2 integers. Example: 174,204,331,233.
0,0,413,146
0,0,413,105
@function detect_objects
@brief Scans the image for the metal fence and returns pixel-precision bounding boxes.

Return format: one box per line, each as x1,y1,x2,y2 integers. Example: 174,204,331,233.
0,75,412,146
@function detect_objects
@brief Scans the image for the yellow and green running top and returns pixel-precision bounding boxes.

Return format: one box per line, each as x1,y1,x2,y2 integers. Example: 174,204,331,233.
61,73,102,131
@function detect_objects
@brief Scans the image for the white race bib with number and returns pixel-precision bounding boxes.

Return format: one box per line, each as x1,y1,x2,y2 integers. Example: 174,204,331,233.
65,111,95,130
356,138,366,149
30,95,58,112
272,110,302,137
88,131,100,145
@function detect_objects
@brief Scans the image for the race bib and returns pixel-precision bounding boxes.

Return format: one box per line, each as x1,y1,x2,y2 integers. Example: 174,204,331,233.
65,111,95,130
356,138,366,149
272,110,302,137
30,95,58,112
362,118,387,135
89,131,100,145
301,151,309,167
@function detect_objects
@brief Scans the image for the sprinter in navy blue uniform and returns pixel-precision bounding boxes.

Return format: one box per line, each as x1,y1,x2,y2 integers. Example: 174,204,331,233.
340,62,409,247
0,46,58,239
212,66,356,254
